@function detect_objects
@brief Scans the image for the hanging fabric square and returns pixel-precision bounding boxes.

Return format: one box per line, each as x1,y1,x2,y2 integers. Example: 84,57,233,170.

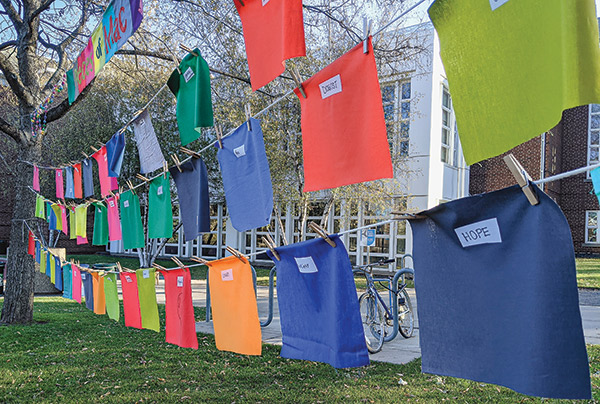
106,131,125,177
75,204,88,238
45,201,52,223
54,256,63,291
120,271,142,329
73,163,83,199
55,169,65,199
295,37,392,192
148,173,173,239
408,185,591,399
92,146,118,197
169,157,210,242
217,118,273,232
428,0,600,165
27,231,35,256
64,166,75,199
82,158,94,198
136,268,160,332
35,195,45,219
39,250,46,274
71,265,82,304
103,273,120,321
158,268,198,349
77,236,88,245
91,272,106,315
207,256,261,355
92,202,109,246
62,263,72,300
50,204,62,231
167,49,213,146
266,235,369,368
81,271,94,310
49,254,55,283
132,109,166,174
234,0,306,91
59,205,68,236
106,195,122,241
119,190,144,250
32,165,40,192
35,241,41,264
69,207,77,240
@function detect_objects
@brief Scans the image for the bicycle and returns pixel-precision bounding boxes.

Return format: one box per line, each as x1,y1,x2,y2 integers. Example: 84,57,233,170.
354,257,415,354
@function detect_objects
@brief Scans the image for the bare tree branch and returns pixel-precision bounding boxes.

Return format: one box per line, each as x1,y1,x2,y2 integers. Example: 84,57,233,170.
0,40,16,51
29,0,55,21
0,54,31,105
0,0,23,29
44,77,94,123
0,115,22,144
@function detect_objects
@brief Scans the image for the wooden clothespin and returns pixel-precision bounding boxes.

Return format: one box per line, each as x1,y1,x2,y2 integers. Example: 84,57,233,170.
191,256,210,265
163,161,168,179
180,146,201,159
171,154,182,172
136,174,150,183
363,17,372,54
119,186,124,195
503,153,539,206
126,180,135,192
82,152,89,159
245,104,252,131
308,222,336,247
289,66,306,98
171,256,186,268
90,146,99,153
215,125,223,149
179,44,198,57
391,211,426,220
226,246,247,263
262,234,280,261
152,262,167,271
116,262,123,272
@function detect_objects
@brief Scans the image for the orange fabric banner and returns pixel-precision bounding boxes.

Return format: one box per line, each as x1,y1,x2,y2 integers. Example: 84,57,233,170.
91,272,106,315
208,256,261,355
235,0,305,91
295,37,392,192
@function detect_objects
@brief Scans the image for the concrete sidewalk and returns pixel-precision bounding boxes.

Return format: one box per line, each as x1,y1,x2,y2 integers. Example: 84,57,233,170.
152,280,600,365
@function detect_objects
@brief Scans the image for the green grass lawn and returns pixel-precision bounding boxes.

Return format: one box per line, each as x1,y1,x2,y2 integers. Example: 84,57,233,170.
576,258,600,289
0,297,597,403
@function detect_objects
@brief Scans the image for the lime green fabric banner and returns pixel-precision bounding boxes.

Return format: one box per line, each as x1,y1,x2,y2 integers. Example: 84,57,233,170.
167,48,214,146
429,0,600,164
92,202,109,246
148,174,173,239
136,268,160,332
49,254,56,284
103,273,120,322
35,195,45,219
75,205,88,238
40,250,46,274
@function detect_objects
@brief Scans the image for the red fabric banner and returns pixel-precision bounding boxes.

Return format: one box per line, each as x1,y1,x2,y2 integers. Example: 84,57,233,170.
120,272,142,329
159,268,198,349
92,146,118,197
27,231,35,256
294,37,393,192
235,0,305,91
73,163,83,199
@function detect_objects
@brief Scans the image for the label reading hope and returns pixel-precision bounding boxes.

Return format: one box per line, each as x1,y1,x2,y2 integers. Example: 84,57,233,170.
454,218,502,248
177,276,184,287
294,256,318,274
143,269,150,279
233,145,246,158
319,74,343,99
221,269,233,281
183,67,195,83
489,0,510,11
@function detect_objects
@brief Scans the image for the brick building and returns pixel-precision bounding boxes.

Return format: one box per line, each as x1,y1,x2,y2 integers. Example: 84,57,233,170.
469,106,600,256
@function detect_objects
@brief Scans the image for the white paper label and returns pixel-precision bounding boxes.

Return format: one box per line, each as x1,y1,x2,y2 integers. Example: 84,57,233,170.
143,269,150,279
319,74,342,99
221,269,233,281
81,273,86,280
177,276,184,287
109,200,115,207
157,185,163,196
104,155,107,161
233,145,246,158
139,118,145,127
454,218,502,248
124,200,129,208
294,256,318,274
124,275,132,283
57,171,61,177
97,208,101,213
183,67,194,83
262,0,269,5
489,0,510,11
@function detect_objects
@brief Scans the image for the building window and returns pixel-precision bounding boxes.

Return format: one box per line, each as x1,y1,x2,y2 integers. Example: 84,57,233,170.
588,105,600,171
585,211,600,244
441,86,455,165
381,80,411,157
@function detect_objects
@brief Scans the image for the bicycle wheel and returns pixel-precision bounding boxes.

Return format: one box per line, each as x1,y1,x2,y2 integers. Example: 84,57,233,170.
359,292,385,353
397,288,414,338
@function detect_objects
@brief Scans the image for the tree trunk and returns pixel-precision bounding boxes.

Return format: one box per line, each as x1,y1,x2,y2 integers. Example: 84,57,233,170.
1,140,42,324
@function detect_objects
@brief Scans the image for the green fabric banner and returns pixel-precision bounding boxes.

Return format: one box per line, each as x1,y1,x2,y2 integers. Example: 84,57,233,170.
429,0,600,164
92,202,109,246
148,174,173,239
136,268,160,332
35,195,45,219
103,273,120,322
119,190,145,250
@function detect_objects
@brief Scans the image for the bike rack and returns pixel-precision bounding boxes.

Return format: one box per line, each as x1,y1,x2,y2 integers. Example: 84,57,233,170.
383,267,415,342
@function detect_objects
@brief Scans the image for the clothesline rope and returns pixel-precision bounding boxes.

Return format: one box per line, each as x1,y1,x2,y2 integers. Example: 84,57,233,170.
533,162,600,185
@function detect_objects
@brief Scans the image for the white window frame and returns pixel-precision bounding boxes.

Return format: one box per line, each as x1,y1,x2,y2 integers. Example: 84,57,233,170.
441,85,456,165
587,104,600,178
381,79,411,157
585,210,600,244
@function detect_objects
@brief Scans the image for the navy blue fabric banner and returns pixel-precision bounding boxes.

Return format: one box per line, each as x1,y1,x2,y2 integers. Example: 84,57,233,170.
217,118,273,232
170,157,210,242
35,242,40,264
106,132,125,177
266,235,369,368
45,252,51,278
409,185,591,399
82,158,94,198
81,271,94,311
